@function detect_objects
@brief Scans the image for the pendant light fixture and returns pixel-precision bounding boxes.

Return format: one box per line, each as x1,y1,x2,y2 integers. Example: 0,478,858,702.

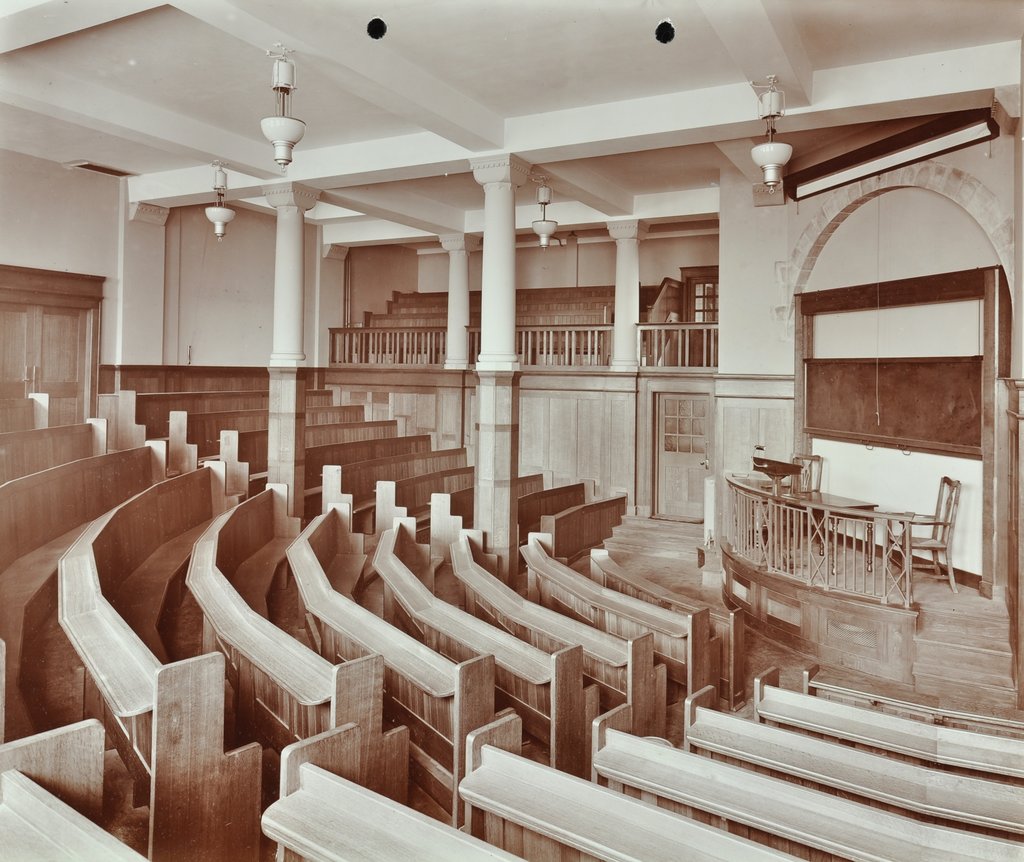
531,177,557,248
260,44,306,171
750,76,792,194
204,161,235,241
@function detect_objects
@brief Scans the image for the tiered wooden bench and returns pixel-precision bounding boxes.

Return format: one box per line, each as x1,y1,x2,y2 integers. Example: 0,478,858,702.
262,721,519,861
803,664,1024,740
95,467,229,663
1,445,162,739
373,518,594,777
374,464,474,534
306,446,468,523
538,493,627,563
288,506,499,821
304,434,431,501
683,684,1024,838
517,480,590,537
0,419,106,485
592,704,1024,862
522,533,712,697
754,666,1024,781
0,720,146,860
427,474,545,562
590,547,745,710
58,464,262,862
220,417,400,497
459,712,798,862
452,531,667,741
186,486,407,801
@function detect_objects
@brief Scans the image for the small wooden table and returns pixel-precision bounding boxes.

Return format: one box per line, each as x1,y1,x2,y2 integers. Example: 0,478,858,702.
782,490,877,512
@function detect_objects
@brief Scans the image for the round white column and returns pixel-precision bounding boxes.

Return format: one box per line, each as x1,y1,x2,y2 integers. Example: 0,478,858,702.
471,155,529,371
264,184,319,367
440,234,479,370
608,220,646,371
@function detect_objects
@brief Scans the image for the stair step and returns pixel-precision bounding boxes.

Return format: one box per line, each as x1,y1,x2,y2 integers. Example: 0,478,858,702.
914,638,1014,678
912,668,1017,707
916,613,1010,645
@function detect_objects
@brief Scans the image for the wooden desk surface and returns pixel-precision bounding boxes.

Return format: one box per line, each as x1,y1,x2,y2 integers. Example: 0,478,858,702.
783,490,877,510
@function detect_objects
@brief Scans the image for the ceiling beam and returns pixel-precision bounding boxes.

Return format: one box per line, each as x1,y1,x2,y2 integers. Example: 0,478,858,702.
0,0,165,54
0,56,278,177
170,0,505,151
714,139,764,184
322,219,436,247
536,162,634,217
694,0,813,107
320,187,466,235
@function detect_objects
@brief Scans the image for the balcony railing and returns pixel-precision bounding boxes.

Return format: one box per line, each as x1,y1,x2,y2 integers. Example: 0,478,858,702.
638,323,718,368
330,322,718,370
724,474,913,607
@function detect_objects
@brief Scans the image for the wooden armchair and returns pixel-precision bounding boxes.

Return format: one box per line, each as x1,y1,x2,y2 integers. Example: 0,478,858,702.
910,476,962,593
790,453,822,493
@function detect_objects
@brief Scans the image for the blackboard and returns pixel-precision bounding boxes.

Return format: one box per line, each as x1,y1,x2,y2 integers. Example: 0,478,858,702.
804,356,982,455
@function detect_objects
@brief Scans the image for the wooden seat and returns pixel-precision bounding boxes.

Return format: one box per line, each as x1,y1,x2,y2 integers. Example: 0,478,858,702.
593,707,1024,862
910,475,962,592
755,667,1024,781
684,685,1024,837
460,713,797,862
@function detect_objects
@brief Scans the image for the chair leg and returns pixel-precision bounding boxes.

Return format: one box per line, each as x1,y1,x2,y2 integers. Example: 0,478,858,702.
930,551,941,580
943,551,958,593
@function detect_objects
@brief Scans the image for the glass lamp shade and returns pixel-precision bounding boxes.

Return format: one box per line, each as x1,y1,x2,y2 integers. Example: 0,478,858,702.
260,116,307,168
751,141,793,189
532,218,558,248
205,205,236,241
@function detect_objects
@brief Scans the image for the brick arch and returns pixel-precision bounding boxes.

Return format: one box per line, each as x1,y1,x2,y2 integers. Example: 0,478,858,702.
788,161,1014,296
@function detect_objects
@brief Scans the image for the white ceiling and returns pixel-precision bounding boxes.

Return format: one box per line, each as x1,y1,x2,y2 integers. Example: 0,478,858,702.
0,0,1020,246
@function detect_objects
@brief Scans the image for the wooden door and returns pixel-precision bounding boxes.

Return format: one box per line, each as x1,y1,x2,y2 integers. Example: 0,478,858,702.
0,265,102,425
655,393,710,520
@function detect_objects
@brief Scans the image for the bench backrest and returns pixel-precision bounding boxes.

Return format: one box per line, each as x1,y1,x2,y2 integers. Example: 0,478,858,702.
539,494,626,562
135,390,269,438
0,446,155,573
0,421,104,485
592,720,1022,862
517,481,587,536
333,447,468,502
304,434,432,490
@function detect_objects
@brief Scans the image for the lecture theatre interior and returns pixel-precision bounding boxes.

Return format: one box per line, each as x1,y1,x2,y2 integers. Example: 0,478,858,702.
1,1,1024,859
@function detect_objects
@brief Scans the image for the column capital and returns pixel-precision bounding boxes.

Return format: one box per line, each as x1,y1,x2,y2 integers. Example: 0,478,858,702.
322,243,349,260
262,182,320,211
470,154,531,187
439,233,481,253
128,201,169,226
607,219,648,242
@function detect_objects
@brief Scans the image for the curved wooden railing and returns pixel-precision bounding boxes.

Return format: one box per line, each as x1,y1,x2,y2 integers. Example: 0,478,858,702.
723,474,914,607
331,323,717,369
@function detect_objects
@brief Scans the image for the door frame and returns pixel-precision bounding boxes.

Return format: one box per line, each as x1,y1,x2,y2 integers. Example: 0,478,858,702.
0,264,103,422
635,373,715,519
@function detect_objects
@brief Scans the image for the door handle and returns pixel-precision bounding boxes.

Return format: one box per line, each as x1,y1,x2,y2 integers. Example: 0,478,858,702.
699,458,710,468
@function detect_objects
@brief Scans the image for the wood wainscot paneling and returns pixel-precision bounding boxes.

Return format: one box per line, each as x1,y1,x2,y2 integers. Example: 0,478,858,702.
519,371,637,507
722,542,917,683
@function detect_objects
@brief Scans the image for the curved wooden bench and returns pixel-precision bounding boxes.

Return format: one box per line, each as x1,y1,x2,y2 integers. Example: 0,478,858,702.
187,486,406,796
0,420,104,485
0,720,145,861
803,664,1024,740
263,722,515,862
684,685,1024,839
375,519,595,776
288,502,495,822
593,706,1022,862
452,532,666,741
58,467,262,862
460,713,797,862
590,547,745,711
374,464,475,534
1,445,159,739
522,533,712,697
754,667,1024,781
